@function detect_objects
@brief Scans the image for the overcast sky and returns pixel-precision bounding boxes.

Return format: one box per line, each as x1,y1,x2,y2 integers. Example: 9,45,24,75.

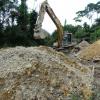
27,0,99,33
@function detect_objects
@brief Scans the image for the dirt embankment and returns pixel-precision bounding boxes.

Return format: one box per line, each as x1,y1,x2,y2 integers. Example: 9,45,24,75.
78,40,100,61
0,46,93,100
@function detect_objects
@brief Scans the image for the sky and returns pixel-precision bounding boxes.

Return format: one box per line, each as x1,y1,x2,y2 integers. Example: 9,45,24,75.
27,0,99,33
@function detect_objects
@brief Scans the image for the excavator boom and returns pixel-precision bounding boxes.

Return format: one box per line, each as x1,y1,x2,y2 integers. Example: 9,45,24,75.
34,0,63,47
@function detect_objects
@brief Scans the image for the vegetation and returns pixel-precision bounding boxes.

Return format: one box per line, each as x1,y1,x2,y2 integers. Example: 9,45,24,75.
0,0,100,48
0,0,38,47
73,1,100,42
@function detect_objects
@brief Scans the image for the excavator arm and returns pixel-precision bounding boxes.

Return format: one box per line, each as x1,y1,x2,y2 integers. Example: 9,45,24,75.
34,0,63,48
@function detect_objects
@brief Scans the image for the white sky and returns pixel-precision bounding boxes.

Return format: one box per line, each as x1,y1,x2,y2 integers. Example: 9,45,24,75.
27,0,99,33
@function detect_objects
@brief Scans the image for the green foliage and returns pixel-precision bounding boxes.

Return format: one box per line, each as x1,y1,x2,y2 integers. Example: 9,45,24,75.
96,29,100,38
0,0,18,26
74,1,100,42
17,0,28,30
29,10,38,38
44,36,52,46
63,24,76,34
51,30,58,42
90,28,100,42
0,23,3,34
73,24,91,42
95,18,100,26
75,1,100,23
1,25,38,47
75,27,85,39
74,17,82,22
83,22,90,32
90,33,97,42
0,0,41,48
46,30,58,46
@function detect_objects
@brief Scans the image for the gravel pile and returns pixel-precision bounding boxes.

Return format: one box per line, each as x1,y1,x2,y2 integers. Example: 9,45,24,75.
0,46,93,100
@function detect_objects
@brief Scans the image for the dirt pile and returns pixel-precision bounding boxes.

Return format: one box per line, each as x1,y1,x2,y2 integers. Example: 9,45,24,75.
0,46,93,100
76,40,90,50
78,40,100,61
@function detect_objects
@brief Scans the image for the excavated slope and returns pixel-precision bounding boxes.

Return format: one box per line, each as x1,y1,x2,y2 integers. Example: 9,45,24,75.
78,40,100,61
0,46,93,100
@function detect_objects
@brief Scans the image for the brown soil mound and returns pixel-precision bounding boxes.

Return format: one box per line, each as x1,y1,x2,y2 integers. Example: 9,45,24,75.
78,40,100,61
0,46,93,100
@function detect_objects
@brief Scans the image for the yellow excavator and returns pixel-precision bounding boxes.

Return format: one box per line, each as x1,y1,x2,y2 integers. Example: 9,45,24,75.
34,0,74,49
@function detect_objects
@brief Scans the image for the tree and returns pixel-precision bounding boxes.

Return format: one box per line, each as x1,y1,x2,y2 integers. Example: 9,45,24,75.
91,28,100,41
29,10,38,39
83,22,90,32
63,24,76,34
17,0,28,31
75,26,85,39
75,1,100,23
95,18,100,26
0,0,18,27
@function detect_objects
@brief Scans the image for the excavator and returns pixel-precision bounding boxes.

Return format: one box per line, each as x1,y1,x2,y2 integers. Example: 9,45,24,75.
34,0,74,50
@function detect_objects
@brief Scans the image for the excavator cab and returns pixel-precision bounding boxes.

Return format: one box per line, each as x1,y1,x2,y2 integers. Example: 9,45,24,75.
62,32,72,46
